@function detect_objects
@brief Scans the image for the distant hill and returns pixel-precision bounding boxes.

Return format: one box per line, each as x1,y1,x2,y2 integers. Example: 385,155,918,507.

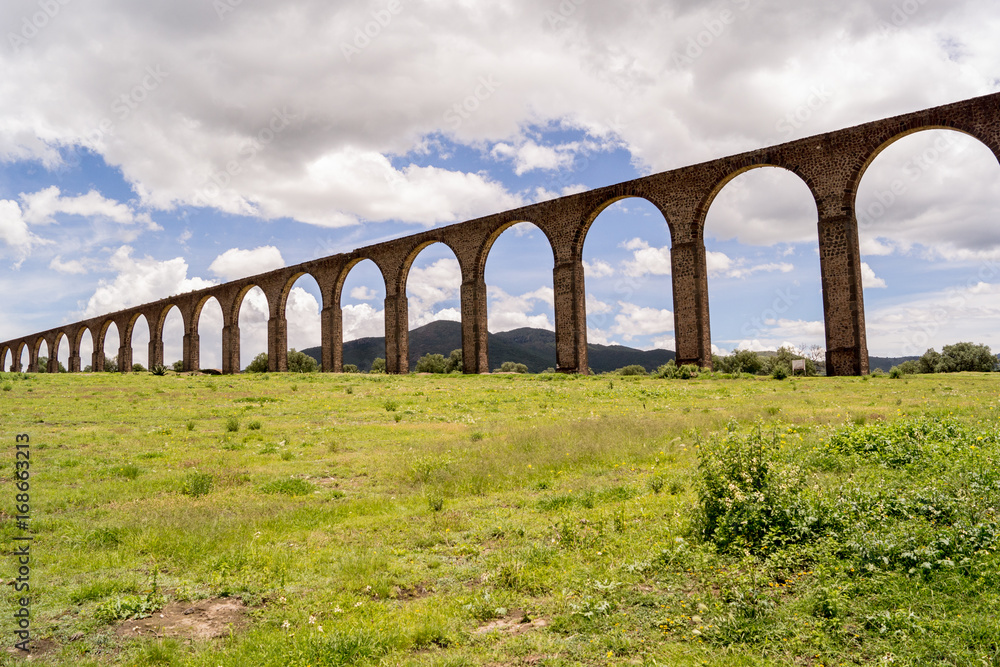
301,320,675,373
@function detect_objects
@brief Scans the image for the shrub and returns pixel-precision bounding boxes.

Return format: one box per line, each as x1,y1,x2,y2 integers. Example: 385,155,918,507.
445,349,463,373
245,352,269,373
677,364,698,380
103,355,119,373
247,420,262,431
150,364,167,376
771,365,788,380
655,360,677,379
415,353,448,373
695,424,822,551
343,364,359,373
171,360,184,372
498,361,528,374
225,416,240,432
287,349,318,373
889,366,904,379
617,364,648,376
132,363,147,373
181,472,213,498
370,357,386,374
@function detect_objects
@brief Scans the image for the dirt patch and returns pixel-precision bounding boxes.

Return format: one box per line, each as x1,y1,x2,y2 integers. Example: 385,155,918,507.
474,610,548,636
114,598,248,640
5,637,59,660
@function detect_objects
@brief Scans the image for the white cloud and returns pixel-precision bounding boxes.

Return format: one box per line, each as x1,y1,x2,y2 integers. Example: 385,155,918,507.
0,200,48,266
208,246,285,281
81,246,216,319
349,286,377,301
861,262,887,289
19,186,158,229
343,303,385,341
583,259,614,278
612,302,674,341
49,256,88,275
487,285,554,332
622,239,671,277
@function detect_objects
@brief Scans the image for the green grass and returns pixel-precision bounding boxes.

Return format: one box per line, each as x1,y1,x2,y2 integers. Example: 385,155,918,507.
1,370,999,665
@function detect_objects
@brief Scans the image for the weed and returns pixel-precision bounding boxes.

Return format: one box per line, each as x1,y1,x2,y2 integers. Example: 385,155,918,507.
384,399,399,412
261,478,315,496
181,472,214,497
226,416,240,432
248,420,262,430
111,464,142,480
94,593,166,624
186,420,195,431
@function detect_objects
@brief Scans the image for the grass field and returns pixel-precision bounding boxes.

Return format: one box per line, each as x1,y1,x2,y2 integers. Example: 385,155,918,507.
1,370,999,666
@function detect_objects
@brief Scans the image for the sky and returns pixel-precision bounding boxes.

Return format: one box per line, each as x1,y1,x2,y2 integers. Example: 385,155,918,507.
1,0,999,370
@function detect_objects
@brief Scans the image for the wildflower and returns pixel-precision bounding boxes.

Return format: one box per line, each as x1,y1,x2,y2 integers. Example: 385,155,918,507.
282,620,290,629
308,615,316,624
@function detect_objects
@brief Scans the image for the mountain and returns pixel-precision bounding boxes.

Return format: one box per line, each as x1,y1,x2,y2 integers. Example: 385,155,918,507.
301,321,675,373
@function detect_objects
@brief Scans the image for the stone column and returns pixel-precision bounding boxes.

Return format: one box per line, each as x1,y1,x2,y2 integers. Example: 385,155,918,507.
460,277,490,373
183,332,199,372
321,305,340,372
552,259,588,374
222,324,240,374
670,240,713,368
118,345,132,373
818,212,869,376
93,336,105,372
267,316,287,372
46,355,57,373
148,337,164,369
69,353,81,373
383,291,409,374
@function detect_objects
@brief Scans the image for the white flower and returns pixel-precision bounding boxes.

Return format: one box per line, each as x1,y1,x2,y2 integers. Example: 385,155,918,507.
308,615,316,624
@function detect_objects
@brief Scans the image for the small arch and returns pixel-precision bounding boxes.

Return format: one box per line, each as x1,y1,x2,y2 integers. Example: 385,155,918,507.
16,342,29,372
32,338,49,372
0,345,9,372
53,332,69,372
100,321,120,371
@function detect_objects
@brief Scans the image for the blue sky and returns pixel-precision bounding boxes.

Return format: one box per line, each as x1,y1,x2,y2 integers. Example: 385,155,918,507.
1,0,999,370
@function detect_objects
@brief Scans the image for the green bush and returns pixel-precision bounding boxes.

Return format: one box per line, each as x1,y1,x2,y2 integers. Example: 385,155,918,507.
498,361,528,373
132,363,146,373
343,364,359,373
889,366,904,379
287,349,318,373
415,353,448,373
771,365,788,380
445,349,463,373
677,364,698,379
370,357,386,374
245,352,269,373
171,360,184,372
695,424,825,552
655,360,677,379
150,364,167,376
225,416,240,432
617,364,648,376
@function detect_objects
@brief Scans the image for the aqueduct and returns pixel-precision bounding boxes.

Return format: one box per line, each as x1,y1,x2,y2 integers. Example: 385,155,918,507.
3,93,999,376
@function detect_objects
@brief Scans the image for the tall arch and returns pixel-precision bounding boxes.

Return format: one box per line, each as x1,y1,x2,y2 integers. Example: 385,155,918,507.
400,242,463,372
482,221,557,372
193,296,224,371
16,342,28,372
855,128,1000,357
701,166,823,364
32,338,48,373
74,327,95,372
233,285,269,371
123,313,151,371
277,273,323,371
334,258,388,372
580,196,676,372
0,345,10,372
155,305,184,370
96,320,120,372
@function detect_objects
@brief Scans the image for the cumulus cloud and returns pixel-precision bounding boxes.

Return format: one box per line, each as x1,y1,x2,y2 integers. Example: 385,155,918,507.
622,239,671,277
19,186,158,229
49,256,88,275
81,246,216,318
0,200,48,266
208,246,286,281
487,286,554,332
349,286,378,301
861,262,887,289
612,302,674,341
583,259,615,278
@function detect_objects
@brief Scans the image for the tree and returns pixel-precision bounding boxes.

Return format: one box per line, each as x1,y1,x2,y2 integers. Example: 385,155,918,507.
132,363,147,373
763,347,815,377
941,342,998,372
444,349,463,373
172,360,184,372
103,355,119,373
918,348,941,374
245,353,269,373
36,356,67,373
415,353,448,373
370,357,386,374
617,364,648,376
343,364,359,373
287,349,318,373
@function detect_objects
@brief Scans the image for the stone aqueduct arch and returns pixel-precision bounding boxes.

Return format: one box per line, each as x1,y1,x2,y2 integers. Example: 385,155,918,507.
3,93,999,376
